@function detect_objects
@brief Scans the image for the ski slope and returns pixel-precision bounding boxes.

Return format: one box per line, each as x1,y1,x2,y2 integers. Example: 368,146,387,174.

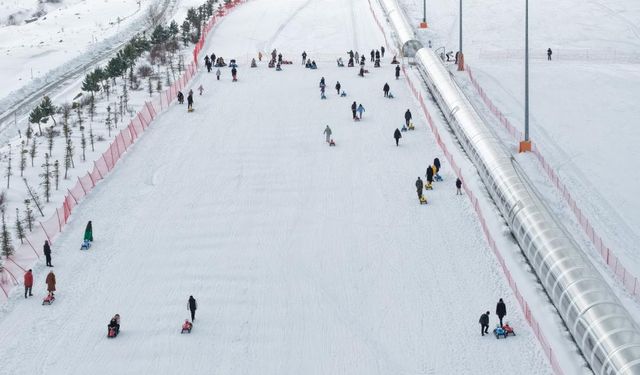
0,1,553,374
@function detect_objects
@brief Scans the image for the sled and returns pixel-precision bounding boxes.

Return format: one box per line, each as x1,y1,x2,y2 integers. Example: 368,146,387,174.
80,240,91,250
329,139,336,147
424,182,433,190
387,93,395,99
408,122,415,131
419,195,428,205
434,174,443,182
188,108,194,113
502,324,515,336
181,321,193,334
340,92,347,97
107,326,118,338
321,94,326,100
401,126,407,132
494,326,507,339
42,295,55,305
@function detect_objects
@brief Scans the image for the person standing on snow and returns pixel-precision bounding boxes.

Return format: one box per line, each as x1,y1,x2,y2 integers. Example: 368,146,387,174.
187,92,194,110
324,125,332,143
375,50,380,60
351,101,357,119
216,68,221,80
415,177,424,199
456,178,462,195
46,271,56,297
84,221,93,242
302,51,307,65
24,269,33,298
43,240,53,267
496,298,507,326
479,311,490,336
547,48,552,61
231,67,238,82
395,65,401,80
404,109,412,127
425,164,434,184
434,157,441,173
188,296,198,321
335,81,341,95
319,77,325,88
383,83,390,97
394,128,402,146
381,45,385,58
370,49,375,62
356,104,365,119
198,85,204,96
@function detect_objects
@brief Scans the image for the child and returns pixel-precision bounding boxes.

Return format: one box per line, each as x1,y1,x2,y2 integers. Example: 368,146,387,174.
216,68,221,80
198,85,203,95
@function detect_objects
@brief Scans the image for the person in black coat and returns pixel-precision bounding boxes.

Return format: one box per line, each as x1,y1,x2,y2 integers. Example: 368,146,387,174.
188,296,198,321
335,81,341,95
456,178,462,195
404,109,412,126
375,50,380,60
479,311,490,336
415,177,423,199
43,240,53,267
425,165,434,183
177,91,184,104
302,51,307,65
496,298,506,326
370,49,375,62
383,83,390,97
231,67,238,81
351,101,357,119
360,55,366,66
394,128,402,146
547,48,552,61
187,92,194,110
210,53,216,64
381,46,385,58
395,65,401,80
433,157,441,172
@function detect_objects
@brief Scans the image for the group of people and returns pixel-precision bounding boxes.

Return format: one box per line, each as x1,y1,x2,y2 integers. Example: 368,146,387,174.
177,89,195,110
345,46,386,68
479,298,508,336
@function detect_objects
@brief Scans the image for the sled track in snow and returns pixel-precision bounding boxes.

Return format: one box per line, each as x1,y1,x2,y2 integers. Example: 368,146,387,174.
0,0,178,143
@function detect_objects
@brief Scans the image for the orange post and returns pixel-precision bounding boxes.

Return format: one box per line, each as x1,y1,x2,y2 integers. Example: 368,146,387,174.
519,140,531,153
419,22,428,29
457,53,465,71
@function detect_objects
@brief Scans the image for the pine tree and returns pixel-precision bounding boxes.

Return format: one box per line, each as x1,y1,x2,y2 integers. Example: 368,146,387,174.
41,153,51,203
5,144,12,189
113,104,119,129
54,160,60,189
122,81,129,115
29,105,44,136
23,199,34,232
165,69,171,86
46,126,55,157
29,140,37,167
80,127,87,162
64,138,74,178
181,20,190,46
15,208,25,244
19,140,26,177
105,105,112,137
39,96,58,127
0,210,14,257
88,96,96,122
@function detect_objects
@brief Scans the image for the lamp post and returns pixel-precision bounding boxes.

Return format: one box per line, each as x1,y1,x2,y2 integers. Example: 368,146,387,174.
457,0,464,71
520,0,531,152
419,0,428,28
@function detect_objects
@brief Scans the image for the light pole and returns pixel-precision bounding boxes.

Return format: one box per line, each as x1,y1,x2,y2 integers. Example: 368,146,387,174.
419,0,428,28
457,0,464,71
520,0,531,152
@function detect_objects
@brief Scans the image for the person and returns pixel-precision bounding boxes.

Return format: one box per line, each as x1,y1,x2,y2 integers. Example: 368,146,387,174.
320,84,325,99
434,157,441,172
210,53,216,64
348,57,354,67
370,49,375,62
310,60,317,69
43,240,53,267
360,55,365,66
425,164,433,184
547,48,552,61
355,51,359,63
479,311,490,336
183,319,193,331
84,221,93,242
302,51,307,65
45,270,56,297
251,58,257,68
231,67,238,81
456,178,462,195
198,85,203,96
258,51,263,61
276,62,282,71
381,45,385,58
277,53,283,64
335,81,341,95
391,55,399,64
496,298,507,327
319,77,325,88
324,125,332,143
24,269,33,298
216,68,221,80
383,83,390,97
351,101,357,119
337,57,344,67
271,48,277,62
188,296,197,321
404,109,412,127
359,66,365,77
108,314,121,335
187,92,194,110
204,56,212,73
177,91,184,104
375,50,380,60
415,177,424,199
348,50,354,59
394,128,402,146
374,58,380,68
356,103,365,119
395,65,401,80
455,51,460,64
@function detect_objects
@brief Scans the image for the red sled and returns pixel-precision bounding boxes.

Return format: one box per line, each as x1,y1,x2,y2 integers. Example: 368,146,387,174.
181,320,193,334
42,295,55,305
107,326,119,338
329,139,336,147
502,324,516,336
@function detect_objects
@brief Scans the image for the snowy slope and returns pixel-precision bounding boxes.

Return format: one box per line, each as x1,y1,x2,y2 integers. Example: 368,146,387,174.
397,0,640,280
0,0,554,374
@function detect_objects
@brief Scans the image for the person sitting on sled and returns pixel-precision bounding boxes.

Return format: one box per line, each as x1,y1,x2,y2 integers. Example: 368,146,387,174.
109,314,121,335
183,319,193,331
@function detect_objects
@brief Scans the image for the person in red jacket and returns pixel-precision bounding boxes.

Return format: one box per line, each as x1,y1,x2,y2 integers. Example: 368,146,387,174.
24,269,33,299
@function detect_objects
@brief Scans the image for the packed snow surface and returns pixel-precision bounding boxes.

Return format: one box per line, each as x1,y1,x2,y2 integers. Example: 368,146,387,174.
0,0,553,374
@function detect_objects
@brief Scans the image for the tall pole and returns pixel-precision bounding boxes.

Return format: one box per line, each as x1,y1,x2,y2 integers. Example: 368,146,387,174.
423,0,426,23
520,0,531,152
457,0,464,71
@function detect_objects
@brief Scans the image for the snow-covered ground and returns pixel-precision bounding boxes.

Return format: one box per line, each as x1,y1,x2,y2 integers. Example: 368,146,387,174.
398,0,640,295
0,0,558,373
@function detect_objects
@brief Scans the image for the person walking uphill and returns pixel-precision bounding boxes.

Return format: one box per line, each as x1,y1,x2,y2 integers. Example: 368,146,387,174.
404,109,412,126
395,65,401,80
24,269,33,298
43,240,53,267
456,178,462,195
323,125,332,143
383,83,390,97
84,221,93,242
479,311,490,336
356,104,365,119
415,177,424,199
335,81,341,95
46,271,56,297
188,295,197,321
496,298,507,326
394,128,402,146
351,101,357,120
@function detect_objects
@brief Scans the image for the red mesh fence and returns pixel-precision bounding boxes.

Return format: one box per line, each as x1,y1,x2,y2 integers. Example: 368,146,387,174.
401,64,565,374
466,64,640,303
0,0,246,301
